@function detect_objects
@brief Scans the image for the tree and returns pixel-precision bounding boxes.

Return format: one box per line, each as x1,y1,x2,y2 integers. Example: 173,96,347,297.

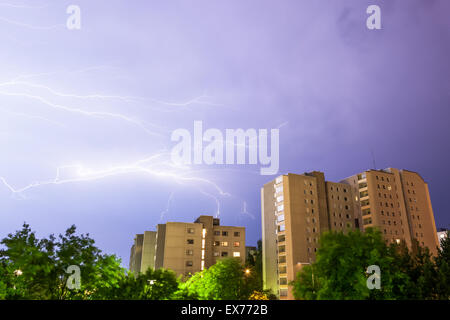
434,231,450,299
291,228,401,300
97,267,180,300
183,258,257,300
0,223,126,300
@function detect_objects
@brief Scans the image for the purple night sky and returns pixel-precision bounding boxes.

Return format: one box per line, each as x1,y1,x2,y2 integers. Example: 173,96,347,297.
0,0,449,267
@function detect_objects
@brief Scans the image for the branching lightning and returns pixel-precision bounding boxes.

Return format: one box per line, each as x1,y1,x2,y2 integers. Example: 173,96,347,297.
0,65,234,219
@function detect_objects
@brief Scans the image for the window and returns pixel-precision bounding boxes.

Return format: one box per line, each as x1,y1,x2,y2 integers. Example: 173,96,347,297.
222,231,228,236
213,252,220,257
233,252,240,257
233,241,240,247
221,252,228,257
186,261,193,267
279,277,288,285
214,231,220,236
187,239,194,245
234,231,240,237
187,228,195,234
221,241,229,247
280,289,288,297
186,250,193,255
277,214,285,223
278,224,285,232
214,241,220,246
278,245,286,253
279,256,286,263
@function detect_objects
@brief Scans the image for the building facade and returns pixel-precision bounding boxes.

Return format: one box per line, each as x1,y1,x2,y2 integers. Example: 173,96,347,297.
262,168,440,300
130,215,245,279
129,231,157,276
261,172,360,300
341,168,439,254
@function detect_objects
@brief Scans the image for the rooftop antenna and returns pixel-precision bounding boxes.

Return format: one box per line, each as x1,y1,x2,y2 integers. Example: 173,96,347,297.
370,148,377,170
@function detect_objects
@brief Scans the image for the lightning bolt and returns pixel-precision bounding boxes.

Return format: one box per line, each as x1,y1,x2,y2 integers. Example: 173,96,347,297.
0,67,234,219
0,2,47,9
0,151,230,214
241,201,255,220
159,192,175,222
0,16,64,30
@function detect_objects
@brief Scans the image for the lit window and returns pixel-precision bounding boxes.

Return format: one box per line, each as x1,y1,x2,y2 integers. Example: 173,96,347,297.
187,228,195,234
221,241,229,247
233,241,240,247
233,252,240,257
186,250,193,255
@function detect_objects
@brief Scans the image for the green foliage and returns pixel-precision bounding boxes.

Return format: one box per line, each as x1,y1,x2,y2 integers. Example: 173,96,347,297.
0,223,126,300
291,228,450,300
183,258,258,300
96,267,180,300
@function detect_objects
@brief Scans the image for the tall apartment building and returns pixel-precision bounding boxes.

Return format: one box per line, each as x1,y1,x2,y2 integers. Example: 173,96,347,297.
261,172,360,300
129,231,157,276
129,234,144,275
262,168,439,300
130,215,246,279
341,168,439,254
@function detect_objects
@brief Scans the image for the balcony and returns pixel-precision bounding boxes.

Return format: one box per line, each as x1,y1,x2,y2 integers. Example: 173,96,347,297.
357,173,367,181
358,182,368,189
